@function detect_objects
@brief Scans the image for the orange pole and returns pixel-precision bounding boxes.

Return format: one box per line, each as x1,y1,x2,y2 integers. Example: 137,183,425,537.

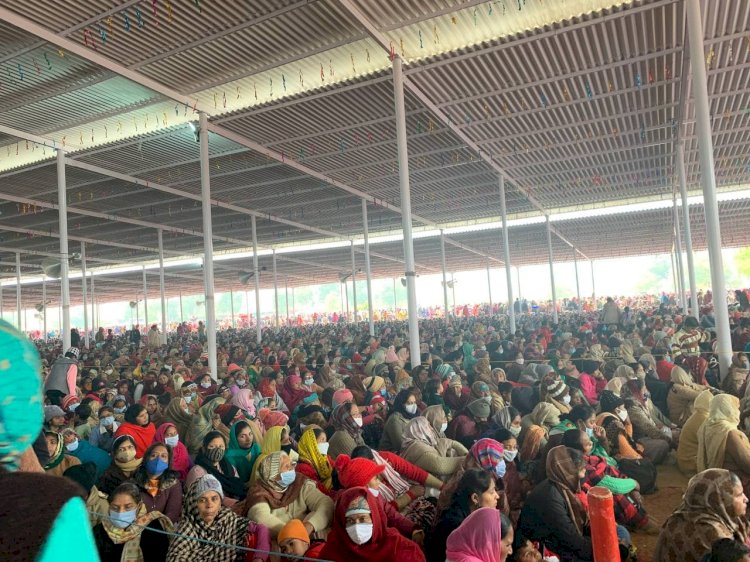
587,486,620,562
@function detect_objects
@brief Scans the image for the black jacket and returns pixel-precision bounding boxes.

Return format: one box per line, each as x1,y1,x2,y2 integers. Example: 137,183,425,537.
518,479,594,562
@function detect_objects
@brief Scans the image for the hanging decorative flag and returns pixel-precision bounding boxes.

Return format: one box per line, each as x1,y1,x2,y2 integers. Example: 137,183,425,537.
123,11,131,31
99,25,107,44
135,7,144,28
193,0,201,13
418,30,424,48
540,93,548,108
635,72,642,90
165,0,173,22
585,81,593,100
16,63,24,81
43,52,52,70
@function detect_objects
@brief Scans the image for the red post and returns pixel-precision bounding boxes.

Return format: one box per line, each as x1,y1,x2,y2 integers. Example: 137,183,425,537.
587,486,620,562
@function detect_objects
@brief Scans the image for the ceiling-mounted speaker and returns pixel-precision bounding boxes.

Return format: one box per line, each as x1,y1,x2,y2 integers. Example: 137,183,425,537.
400,277,407,287
35,303,44,312
41,257,62,279
129,301,138,309
239,271,254,285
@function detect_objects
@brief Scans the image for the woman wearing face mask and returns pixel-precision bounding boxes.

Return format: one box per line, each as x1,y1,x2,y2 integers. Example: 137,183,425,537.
328,402,366,459
154,422,193,481
239,451,334,542
186,396,230,455
490,428,524,525
187,431,246,504
401,416,468,481
140,394,164,428
549,405,615,467
98,435,143,495
93,482,173,562
446,398,492,450
428,469,499,562
380,389,421,452
621,379,673,464
196,374,217,399
163,397,193,441
320,487,425,562
225,420,263,484
519,403,560,466
114,404,156,459
335,455,425,544
724,353,750,398
43,431,82,477
279,374,312,413
60,428,111,480
543,378,572,415
132,443,183,523
437,438,509,517
295,427,334,496
167,475,270,562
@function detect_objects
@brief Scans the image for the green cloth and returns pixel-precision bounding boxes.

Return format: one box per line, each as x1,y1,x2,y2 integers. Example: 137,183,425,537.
37,497,99,562
462,343,477,375
551,420,618,468
599,475,637,495
225,421,262,483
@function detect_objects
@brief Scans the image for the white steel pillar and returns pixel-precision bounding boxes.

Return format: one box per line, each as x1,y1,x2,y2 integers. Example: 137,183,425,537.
199,112,218,380
273,250,279,327
499,176,515,334
350,241,357,323
673,193,687,314
486,263,493,313
251,215,261,344
591,261,597,304
285,279,289,324
42,274,47,340
392,278,397,312
362,200,375,336
57,149,71,350
179,291,184,323
81,242,88,347
157,229,167,344
142,266,148,327
573,250,581,303
440,230,449,322
392,55,421,366
230,289,235,328
15,252,21,330
90,271,96,333
677,142,700,319
546,217,558,324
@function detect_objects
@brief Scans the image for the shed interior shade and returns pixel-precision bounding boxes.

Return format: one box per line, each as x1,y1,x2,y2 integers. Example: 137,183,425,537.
0,0,748,306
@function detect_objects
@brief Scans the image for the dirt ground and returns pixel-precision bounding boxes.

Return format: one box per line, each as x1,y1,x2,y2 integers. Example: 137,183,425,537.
630,457,690,562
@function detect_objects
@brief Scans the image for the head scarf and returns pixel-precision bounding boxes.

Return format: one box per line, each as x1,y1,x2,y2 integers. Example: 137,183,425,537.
153,422,192,481
163,397,193,438
470,438,504,472
693,389,714,416
654,469,750,562
186,397,226,454
331,404,362,439
101,502,174,561
698,394,742,471
370,450,410,503
493,406,517,431
258,408,289,431
225,420,262,484
231,389,256,418
168,476,254,562
319,487,421,562
243,451,307,511
0,321,43,471
43,431,65,470
523,402,561,430
194,430,246,500
445,507,502,562
298,428,333,489
401,416,453,458
546,445,588,535
604,377,624,396
423,404,448,434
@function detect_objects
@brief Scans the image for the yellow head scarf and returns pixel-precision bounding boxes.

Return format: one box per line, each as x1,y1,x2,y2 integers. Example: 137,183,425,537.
297,428,333,489
697,394,741,472
250,425,287,484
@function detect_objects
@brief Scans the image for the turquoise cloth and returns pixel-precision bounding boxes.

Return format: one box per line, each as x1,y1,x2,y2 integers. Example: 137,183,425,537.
37,497,100,562
69,439,112,480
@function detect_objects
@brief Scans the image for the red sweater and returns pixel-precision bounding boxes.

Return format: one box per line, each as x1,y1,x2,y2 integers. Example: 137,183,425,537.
378,451,429,485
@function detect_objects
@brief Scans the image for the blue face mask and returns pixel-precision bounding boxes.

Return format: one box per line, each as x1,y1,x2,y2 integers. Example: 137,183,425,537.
145,457,169,476
279,470,297,488
109,508,137,529
380,388,388,397
585,427,594,438
494,460,507,479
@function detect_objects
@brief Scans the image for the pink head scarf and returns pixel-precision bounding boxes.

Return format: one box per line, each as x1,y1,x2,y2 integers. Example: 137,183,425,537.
445,507,502,562
231,389,256,418
333,388,354,407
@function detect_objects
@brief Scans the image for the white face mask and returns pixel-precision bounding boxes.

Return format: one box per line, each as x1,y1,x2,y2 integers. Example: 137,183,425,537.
65,440,79,452
503,449,518,462
368,487,380,497
562,395,571,405
617,410,629,422
515,358,525,365
165,435,179,447
440,422,448,433
317,442,330,456
509,426,521,437
346,523,373,545
353,417,364,427
404,403,418,415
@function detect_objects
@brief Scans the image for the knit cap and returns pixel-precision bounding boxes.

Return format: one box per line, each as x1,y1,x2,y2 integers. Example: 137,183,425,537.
278,519,310,545
599,390,625,413
545,378,567,400
466,399,491,419
44,405,66,422
363,376,385,392
61,395,80,412
334,454,385,488
448,374,463,388
436,364,454,379
193,474,224,500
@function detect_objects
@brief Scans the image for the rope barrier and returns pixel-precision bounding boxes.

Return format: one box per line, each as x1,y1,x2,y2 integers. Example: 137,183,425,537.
87,510,331,561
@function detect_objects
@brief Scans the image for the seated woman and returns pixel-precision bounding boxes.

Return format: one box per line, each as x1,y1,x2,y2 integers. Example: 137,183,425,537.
703,538,750,562
400,416,467,481
295,427,334,496
43,431,82,477
518,446,594,562
723,353,750,398
113,404,156,459
446,508,513,562
132,443,183,524
677,389,713,474
446,398,492,450
668,366,706,426
518,403,560,467
185,396,229,455
621,379,673,464
335,455,424,544
550,405,615,467
98,435,142,495
561,429,658,533
698,395,750,491
186,431,246,504
166,475,270,562
437,438,509,517
93,482,172,562
492,428,526,525
163,397,194,441
225,420,262,484
351,445,443,530
428,468,499,562
153,422,193,481
240,451,334,542
483,405,522,439
319,487,426,562
328,402,366,459
379,389,421,452
654,469,749,562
